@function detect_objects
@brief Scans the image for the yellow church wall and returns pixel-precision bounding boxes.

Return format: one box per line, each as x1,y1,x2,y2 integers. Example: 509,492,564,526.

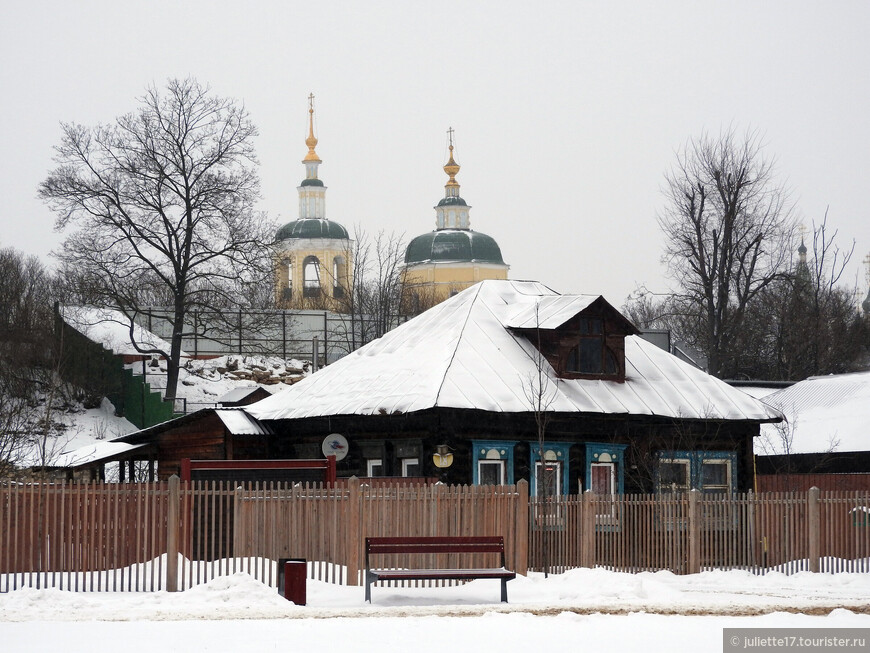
401,262,509,309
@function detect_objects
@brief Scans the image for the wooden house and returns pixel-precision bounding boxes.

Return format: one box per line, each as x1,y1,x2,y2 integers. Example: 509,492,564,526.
248,280,782,495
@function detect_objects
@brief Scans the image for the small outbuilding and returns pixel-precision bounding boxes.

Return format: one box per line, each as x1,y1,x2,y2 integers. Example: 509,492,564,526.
59,408,273,481
755,370,870,491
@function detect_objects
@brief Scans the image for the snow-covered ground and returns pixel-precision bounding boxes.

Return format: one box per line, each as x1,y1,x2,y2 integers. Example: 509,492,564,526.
24,355,307,469
125,354,305,412
3,567,869,652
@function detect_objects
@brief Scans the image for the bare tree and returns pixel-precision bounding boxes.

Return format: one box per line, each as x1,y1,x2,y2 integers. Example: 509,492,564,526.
335,226,405,352
658,129,796,378
520,301,559,577
40,78,274,400
0,247,78,478
777,212,863,378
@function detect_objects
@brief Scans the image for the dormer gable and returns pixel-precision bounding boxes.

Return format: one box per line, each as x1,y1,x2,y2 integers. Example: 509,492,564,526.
508,295,640,383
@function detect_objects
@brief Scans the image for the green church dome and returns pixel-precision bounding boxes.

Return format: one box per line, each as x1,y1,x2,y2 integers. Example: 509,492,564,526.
436,196,468,207
275,218,349,242
404,229,505,265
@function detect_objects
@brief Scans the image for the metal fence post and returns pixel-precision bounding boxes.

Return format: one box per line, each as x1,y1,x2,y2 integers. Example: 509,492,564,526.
808,486,821,573
238,309,243,355
322,312,328,365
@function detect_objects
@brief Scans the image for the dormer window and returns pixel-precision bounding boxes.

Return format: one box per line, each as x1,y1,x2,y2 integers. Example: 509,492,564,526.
566,318,619,375
507,295,637,384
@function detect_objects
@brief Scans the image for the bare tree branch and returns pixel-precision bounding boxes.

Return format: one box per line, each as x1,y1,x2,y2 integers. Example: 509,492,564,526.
40,78,275,399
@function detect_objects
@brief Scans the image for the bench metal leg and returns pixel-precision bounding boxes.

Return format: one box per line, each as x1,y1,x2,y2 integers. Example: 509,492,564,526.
501,578,508,603
365,572,372,603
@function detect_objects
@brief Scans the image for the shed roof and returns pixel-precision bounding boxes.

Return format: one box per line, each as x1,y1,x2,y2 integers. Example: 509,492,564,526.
248,280,780,423
758,370,870,454
55,442,150,468
218,386,269,404
215,409,272,435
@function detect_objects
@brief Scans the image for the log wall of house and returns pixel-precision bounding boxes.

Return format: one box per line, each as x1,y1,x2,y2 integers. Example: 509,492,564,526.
270,408,761,493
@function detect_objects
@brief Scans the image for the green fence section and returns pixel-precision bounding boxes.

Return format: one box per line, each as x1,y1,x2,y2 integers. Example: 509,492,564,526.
120,367,177,428
58,314,177,429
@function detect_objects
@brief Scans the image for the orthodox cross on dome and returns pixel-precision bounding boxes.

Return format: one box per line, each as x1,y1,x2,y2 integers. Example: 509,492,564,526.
303,92,321,164
864,252,870,286
443,126,461,195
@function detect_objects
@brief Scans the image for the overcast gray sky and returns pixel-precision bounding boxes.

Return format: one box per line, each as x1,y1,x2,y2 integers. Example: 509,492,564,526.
2,1,868,305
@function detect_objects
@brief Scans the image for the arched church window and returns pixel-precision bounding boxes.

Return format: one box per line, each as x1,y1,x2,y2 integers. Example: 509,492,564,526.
281,257,293,301
303,256,321,298
332,256,347,299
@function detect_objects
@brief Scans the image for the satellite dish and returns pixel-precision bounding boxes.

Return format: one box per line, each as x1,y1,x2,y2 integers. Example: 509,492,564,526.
322,433,349,461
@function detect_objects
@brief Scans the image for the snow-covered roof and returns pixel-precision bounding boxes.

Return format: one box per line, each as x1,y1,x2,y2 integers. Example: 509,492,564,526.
218,387,267,403
215,409,272,435
758,370,870,454
61,306,189,357
504,293,599,329
734,386,781,400
248,280,781,423
55,441,149,468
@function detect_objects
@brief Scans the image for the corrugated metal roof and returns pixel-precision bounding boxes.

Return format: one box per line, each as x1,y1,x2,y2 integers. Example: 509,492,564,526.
247,280,781,423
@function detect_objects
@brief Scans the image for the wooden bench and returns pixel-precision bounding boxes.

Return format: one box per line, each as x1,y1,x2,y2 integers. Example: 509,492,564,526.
364,536,516,603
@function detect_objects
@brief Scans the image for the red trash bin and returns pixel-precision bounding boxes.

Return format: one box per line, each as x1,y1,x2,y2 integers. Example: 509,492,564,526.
282,559,307,606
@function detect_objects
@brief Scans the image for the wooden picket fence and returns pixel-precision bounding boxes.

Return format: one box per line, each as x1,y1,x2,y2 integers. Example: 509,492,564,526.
2,479,869,593
528,490,870,576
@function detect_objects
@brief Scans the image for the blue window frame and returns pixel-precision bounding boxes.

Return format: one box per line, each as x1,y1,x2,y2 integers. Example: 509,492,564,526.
529,442,571,496
471,440,516,485
584,443,628,495
656,450,737,493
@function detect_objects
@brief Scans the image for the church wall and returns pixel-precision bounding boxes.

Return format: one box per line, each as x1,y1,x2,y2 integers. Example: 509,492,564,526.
402,262,509,306
274,239,353,310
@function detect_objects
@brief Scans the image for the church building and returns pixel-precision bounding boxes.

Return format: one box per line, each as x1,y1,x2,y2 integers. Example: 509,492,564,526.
401,130,509,313
274,96,353,310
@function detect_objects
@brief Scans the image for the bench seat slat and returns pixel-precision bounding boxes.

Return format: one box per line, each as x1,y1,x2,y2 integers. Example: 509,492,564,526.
367,544,504,555
369,568,516,581
367,536,504,545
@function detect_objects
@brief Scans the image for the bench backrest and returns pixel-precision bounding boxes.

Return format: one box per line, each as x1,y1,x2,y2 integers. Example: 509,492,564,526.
365,536,506,565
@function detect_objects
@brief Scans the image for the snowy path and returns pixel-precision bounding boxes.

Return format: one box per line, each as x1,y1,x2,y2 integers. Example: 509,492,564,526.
4,568,870,652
